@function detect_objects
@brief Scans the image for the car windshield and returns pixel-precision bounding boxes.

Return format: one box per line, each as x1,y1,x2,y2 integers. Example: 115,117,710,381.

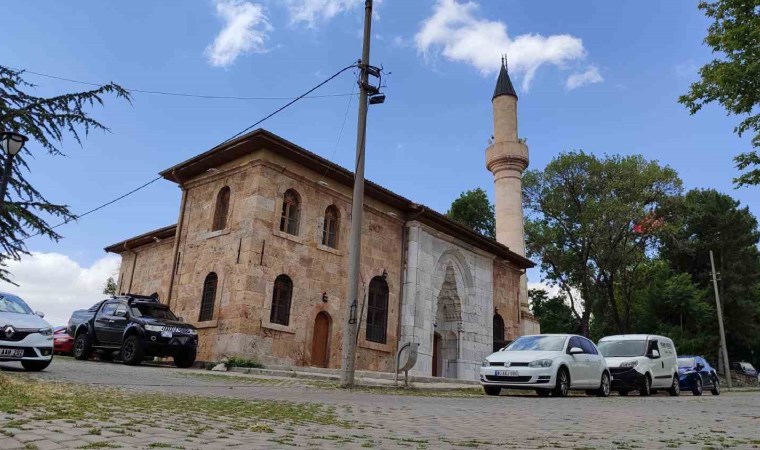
598,340,647,357
678,358,696,368
504,336,566,352
0,294,33,315
130,304,177,320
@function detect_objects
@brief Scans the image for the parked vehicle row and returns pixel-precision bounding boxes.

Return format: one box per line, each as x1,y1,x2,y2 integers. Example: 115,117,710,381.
480,333,723,397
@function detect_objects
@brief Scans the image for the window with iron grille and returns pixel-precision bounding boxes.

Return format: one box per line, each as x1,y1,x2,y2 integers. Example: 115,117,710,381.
212,187,231,231
270,275,293,326
366,277,388,344
198,272,218,322
279,189,300,235
322,205,339,248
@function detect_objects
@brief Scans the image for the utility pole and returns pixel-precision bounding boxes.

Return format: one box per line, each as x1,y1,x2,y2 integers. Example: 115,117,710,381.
710,250,732,389
340,0,374,388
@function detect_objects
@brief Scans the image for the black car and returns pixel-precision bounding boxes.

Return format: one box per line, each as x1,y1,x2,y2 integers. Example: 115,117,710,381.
69,294,198,367
678,356,720,396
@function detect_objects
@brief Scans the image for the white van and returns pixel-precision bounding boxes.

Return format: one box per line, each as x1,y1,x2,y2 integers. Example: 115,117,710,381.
597,334,679,396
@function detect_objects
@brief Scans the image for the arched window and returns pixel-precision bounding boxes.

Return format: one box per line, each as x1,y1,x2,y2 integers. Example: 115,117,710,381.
279,189,301,235
199,272,218,322
322,205,339,248
270,275,293,326
366,277,389,344
212,187,231,231
493,313,505,351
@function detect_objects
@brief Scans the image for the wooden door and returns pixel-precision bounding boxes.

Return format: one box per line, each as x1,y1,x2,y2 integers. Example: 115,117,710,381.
311,312,330,368
432,332,442,377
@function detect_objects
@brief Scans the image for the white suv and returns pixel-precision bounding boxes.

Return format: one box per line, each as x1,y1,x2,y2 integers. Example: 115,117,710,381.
480,334,610,397
0,292,54,371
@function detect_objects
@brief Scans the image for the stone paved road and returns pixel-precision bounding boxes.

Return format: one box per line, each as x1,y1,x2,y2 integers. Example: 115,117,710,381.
2,358,760,449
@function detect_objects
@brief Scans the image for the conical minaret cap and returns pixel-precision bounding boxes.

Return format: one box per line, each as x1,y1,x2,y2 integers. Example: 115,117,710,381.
492,56,517,100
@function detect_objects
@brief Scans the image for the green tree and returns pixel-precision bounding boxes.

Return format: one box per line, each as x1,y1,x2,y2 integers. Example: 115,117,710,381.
661,189,760,366
679,0,760,187
103,277,117,296
0,66,129,284
523,151,682,336
447,188,495,238
529,288,579,334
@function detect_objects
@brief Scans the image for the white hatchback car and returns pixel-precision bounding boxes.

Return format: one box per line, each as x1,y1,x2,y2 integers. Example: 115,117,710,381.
0,292,54,371
480,334,610,397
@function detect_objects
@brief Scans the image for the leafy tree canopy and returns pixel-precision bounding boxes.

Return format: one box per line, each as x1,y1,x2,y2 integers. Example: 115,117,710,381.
523,151,682,335
0,66,130,284
679,0,760,186
529,288,579,334
447,187,495,238
103,276,117,296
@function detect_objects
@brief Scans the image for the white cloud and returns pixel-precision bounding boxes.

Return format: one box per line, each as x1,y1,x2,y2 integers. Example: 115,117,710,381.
0,253,120,327
285,0,362,27
415,0,588,91
566,66,603,90
205,0,272,68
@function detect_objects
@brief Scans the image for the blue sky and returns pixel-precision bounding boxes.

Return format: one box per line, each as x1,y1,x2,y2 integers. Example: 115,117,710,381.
1,1,757,322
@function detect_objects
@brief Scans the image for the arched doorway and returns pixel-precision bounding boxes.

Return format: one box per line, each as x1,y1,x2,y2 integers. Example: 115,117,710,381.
432,332,442,377
493,314,506,352
311,312,331,368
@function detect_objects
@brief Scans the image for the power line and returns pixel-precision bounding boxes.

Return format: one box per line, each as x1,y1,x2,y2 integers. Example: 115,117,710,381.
20,62,358,240
2,65,356,101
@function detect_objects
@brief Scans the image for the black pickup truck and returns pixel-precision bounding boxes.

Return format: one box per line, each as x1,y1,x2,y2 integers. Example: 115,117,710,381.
68,294,198,367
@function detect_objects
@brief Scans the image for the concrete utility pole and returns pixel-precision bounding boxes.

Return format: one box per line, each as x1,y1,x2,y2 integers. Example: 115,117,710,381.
340,0,374,388
710,250,732,389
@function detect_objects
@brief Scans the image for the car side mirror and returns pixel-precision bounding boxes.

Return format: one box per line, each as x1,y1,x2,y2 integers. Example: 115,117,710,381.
35,311,45,318
569,347,584,355
114,310,127,318
695,363,704,371
649,349,660,359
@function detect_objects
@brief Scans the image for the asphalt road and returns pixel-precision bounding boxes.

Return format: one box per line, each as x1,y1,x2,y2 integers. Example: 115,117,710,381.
3,357,760,449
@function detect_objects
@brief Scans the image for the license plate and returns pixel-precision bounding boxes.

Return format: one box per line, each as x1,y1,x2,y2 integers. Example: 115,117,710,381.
0,347,24,359
496,370,518,377
161,331,173,338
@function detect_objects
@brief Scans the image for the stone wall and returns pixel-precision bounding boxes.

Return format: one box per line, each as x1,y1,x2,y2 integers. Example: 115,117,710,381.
117,238,175,301
167,147,404,370
400,222,513,381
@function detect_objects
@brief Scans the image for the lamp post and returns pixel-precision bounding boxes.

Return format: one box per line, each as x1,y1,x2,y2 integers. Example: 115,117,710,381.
0,132,28,207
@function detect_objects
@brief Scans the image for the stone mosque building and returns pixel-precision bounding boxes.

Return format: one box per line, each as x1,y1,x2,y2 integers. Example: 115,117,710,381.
106,62,539,381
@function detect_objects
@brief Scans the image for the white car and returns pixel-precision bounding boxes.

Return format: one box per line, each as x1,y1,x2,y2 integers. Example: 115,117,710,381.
598,334,680,396
480,334,610,397
0,292,54,371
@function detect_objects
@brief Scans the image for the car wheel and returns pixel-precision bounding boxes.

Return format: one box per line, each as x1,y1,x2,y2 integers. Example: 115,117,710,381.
711,375,721,396
483,386,501,396
21,358,52,372
121,336,144,366
668,374,680,396
552,368,570,397
73,334,92,361
639,374,652,396
536,389,551,397
619,390,629,396
174,350,197,368
596,372,611,397
692,377,703,396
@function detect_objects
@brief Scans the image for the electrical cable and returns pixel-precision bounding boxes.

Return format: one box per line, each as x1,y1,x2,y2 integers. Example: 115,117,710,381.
1,64,356,101
19,62,359,241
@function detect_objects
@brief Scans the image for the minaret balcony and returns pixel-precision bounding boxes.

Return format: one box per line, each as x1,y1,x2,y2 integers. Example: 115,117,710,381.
485,140,529,173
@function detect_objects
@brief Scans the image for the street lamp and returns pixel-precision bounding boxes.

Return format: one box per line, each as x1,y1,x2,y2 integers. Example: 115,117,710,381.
0,131,29,206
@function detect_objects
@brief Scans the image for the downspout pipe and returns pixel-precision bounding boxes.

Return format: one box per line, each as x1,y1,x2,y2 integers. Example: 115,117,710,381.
167,170,187,310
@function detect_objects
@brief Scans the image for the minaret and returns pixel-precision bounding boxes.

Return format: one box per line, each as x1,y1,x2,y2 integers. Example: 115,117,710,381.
486,57,537,334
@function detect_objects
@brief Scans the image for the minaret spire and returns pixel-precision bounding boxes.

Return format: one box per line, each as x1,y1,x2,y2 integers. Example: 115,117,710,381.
493,53,517,100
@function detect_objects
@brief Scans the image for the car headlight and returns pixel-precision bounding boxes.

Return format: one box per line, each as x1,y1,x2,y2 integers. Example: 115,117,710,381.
528,359,553,368
482,359,491,367
38,327,53,336
188,328,198,335
620,360,639,368
145,325,163,332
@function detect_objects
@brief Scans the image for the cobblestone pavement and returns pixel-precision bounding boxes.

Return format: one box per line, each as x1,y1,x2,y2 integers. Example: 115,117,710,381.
2,358,760,449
